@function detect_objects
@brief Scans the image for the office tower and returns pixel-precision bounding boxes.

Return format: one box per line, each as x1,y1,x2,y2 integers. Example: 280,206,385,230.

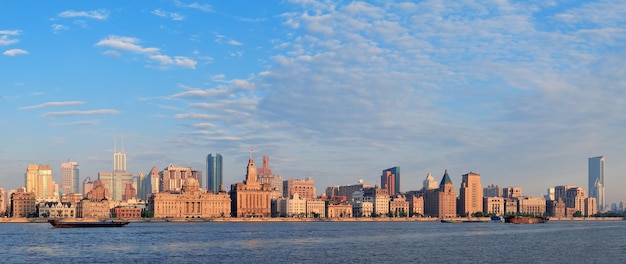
503,186,522,198
423,173,438,191
98,138,132,201
459,172,483,216
484,184,503,197
588,156,605,212
283,177,316,199
114,137,126,173
25,164,55,201
424,170,457,218
61,160,79,194
381,166,400,195
158,164,202,192
82,177,94,197
207,153,223,194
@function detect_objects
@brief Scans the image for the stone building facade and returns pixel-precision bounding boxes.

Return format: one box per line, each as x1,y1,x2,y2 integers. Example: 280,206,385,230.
326,203,352,218
11,188,36,217
38,201,75,218
149,178,231,218
230,156,272,217
77,198,111,218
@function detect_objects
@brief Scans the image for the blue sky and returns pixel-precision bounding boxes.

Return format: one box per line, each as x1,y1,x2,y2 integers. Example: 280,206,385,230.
1,1,625,204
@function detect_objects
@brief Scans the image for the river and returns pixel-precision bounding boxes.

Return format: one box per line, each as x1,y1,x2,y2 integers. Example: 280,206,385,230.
0,220,623,263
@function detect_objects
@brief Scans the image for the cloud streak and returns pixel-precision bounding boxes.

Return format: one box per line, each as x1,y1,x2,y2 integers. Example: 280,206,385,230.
3,49,27,56
96,35,197,69
58,9,110,20
42,109,120,118
20,101,85,110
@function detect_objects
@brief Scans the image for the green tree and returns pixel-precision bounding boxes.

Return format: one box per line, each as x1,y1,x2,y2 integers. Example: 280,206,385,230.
573,211,583,217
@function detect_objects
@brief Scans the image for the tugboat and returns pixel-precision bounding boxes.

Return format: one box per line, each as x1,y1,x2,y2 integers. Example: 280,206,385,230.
504,215,548,224
48,219,130,228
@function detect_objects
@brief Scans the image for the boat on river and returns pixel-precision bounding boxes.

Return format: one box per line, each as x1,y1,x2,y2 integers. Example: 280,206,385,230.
441,216,503,223
48,219,130,228
504,215,548,224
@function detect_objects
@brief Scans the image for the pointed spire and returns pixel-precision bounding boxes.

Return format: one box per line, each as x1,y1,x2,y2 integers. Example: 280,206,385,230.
440,169,452,186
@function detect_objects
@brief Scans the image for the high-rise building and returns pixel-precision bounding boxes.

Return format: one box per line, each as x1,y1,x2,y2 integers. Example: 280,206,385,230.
25,164,55,201
114,137,126,173
229,154,272,217
381,167,400,195
283,177,316,199
61,160,79,194
207,153,223,194
98,138,133,201
459,172,483,216
483,184,502,197
82,176,94,197
423,173,438,191
159,164,203,192
588,156,605,212
424,170,457,218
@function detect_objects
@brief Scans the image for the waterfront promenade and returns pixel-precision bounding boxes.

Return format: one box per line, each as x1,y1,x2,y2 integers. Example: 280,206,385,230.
1,216,623,224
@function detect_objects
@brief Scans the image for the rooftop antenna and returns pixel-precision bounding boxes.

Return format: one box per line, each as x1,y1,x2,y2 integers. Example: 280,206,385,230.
121,135,125,153
250,146,254,159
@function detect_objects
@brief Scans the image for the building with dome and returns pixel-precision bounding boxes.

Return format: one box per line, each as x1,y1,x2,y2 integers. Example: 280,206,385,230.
148,177,231,218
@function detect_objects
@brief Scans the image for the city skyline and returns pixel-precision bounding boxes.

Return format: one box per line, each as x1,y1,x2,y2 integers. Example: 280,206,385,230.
1,1,626,204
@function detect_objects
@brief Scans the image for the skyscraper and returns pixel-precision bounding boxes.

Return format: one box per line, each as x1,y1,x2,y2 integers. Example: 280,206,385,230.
61,160,79,194
98,137,132,201
207,153,223,194
459,172,483,216
588,156,605,212
25,164,55,201
381,166,400,195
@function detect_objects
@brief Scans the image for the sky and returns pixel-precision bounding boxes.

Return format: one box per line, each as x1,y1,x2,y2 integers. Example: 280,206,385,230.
1,1,625,204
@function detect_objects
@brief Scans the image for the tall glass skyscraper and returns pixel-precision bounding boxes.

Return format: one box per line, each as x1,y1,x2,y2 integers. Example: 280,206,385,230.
588,156,605,212
207,153,223,194
381,166,400,195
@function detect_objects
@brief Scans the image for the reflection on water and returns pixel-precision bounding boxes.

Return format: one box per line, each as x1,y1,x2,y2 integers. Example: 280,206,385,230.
0,221,624,263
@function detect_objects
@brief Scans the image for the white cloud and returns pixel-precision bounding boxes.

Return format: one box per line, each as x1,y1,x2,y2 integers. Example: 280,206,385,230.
151,9,185,21
51,24,68,32
174,113,219,120
20,101,85,110
96,35,197,69
96,35,159,54
3,49,27,56
228,39,242,46
58,9,109,20
42,109,120,118
0,34,19,46
174,1,213,12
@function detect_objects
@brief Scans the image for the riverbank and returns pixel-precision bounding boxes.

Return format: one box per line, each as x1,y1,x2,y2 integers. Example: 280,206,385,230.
1,216,623,223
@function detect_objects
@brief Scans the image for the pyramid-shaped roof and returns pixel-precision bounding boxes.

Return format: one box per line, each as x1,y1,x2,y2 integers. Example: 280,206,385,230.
440,169,453,186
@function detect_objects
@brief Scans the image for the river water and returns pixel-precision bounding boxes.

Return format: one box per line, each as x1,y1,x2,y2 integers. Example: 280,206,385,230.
0,220,624,263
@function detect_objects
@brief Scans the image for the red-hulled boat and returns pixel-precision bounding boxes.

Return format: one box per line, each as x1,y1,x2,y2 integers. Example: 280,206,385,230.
504,215,549,224
48,219,130,228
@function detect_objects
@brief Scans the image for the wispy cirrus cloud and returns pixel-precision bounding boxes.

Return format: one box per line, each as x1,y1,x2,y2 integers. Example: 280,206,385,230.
174,113,219,120
152,9,185,21
42,109,119,118
51,120,100,126
20,101,85,110
3,49,27,56
96,35,197,69
174,1,213,12
58,9,109,20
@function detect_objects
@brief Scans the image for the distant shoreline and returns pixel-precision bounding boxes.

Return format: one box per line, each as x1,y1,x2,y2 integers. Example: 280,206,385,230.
1,216,623,224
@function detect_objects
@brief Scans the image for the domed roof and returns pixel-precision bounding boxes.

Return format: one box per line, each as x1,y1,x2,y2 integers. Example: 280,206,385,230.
183,177,200,192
